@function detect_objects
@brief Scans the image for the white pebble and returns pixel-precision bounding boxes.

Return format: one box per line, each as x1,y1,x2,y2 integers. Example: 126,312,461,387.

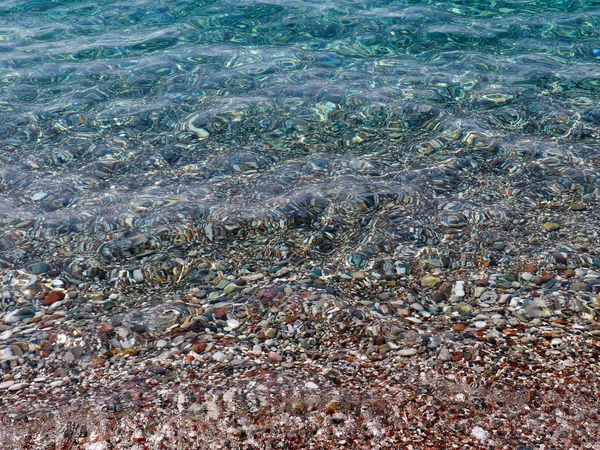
31,192,48,201
0,347,14,360
85,442,108,450
8,382,28,391
212,351,226,362
0,330,13,340
0,380,15,389
226,318,240,329
471,426,489,443
133,269,144,282
453,280,465,297
521,272,534,282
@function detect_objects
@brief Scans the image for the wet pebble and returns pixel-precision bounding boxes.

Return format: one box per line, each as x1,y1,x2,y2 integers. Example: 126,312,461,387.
43,291,65,306
421,276,442,288
30,263,49,274
543,222,560,232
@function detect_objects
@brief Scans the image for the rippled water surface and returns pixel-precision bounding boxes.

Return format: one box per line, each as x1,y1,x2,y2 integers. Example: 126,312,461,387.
1,0,600,267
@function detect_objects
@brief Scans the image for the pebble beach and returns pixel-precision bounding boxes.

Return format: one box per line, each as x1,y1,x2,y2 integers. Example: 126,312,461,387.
1,0,600,448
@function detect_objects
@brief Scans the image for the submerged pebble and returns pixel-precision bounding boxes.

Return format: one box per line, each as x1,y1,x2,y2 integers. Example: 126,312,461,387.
0,1,599,447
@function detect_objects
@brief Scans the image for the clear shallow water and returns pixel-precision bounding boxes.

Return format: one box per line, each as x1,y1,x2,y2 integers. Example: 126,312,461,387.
1,0,600,266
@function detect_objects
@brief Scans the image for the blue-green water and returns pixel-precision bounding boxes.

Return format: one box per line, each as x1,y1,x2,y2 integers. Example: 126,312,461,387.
1,0,600,265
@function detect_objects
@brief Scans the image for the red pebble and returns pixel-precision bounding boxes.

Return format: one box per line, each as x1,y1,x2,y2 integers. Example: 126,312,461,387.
213,308,228,320
42,291,65,306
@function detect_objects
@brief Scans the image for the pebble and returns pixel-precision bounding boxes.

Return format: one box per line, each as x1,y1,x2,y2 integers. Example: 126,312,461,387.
265,328,277,338
0,347,15,361
30,263,49,274
0,380,15,389
224,283,244,294
570,203,587,211
398,348,417,357
453,281,465,297
438,348,452,361
212,351,226,362
570,282,587,291
453,323,465,332
43,291,66,306
543,222,560,232
521,272,534,282
226,318,240,329
0,330,12,340
432,290,447,302
132,269,144,282
268,352,283,362
5,308,35,325
31,192,48,201
471,426,489,443
421,276,442,288
305,381,319,390
8,382,28,391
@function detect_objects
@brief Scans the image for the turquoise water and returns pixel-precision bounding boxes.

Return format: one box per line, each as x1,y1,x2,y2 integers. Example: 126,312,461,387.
1,0,600,265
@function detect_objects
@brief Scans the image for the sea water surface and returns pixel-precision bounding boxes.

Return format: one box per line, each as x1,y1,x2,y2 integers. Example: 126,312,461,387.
1,0,600,268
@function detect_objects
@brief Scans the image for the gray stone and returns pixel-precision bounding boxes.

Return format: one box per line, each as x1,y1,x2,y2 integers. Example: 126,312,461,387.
31,263,49,274
438,348,452,361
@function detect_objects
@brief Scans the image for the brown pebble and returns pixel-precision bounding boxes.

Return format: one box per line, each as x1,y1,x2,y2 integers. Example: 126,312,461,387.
523,263,536,273
396,309,410,317
563,269,575,278
453,323,466,332
213,308,228,320
42,291,65,306
570,203,587,211
537,271,552,284
432,291,447,302
268,352,283,363
552,252,568,265
98,323,114,334
192,343,207,353
47,269,60,278
438,282,452,293
373,336,386,345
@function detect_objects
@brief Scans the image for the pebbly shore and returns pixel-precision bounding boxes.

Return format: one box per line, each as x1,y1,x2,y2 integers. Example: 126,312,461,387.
1,219,599,449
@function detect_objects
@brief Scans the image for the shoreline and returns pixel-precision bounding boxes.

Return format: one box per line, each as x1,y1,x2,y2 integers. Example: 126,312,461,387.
1,248,599,448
